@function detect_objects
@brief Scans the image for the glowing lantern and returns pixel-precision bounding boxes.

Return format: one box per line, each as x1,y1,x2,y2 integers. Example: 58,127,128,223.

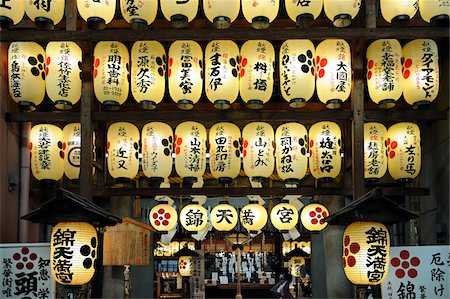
240,40,275,109
285,0,323,27
279,40,315,108
364,123,387,181
316,39,352,109
380,0,418,24
149,202,178,232
77,0,116,30
211,202,238,231
402,39,439,108
24,0,64,30
323,0,361,27
63,123,81,181
270,201,299,232
240,201,268,233
205,40,240,109
290,257,306,277
419,0,449,25
178,256,193,276
168,40,203,110
106,122,140,181
120,0,157,29
309,121,342,182
209,122,241,184
161,0,198,28
0,0,24,29
8,42,46,111
50,222,98,285
275,123,308,184
386,123,421,182
343,221,390,285
300,203,329,232
93,41,130,110
45,41,82,110
242,0,279,29
131,41,166,110
180,202,208,232
203,0,240,29
366,39,403,109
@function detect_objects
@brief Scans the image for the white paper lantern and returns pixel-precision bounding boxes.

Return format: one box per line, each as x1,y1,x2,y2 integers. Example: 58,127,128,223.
364,123,388,181
240,201,268,233
178,256,193,276
211,202,238,231
180,202,208,232
25,0,64,29
300,203,329,232
0,0,24,29
380,0,418,24
77,0,116,29
63,123,81,181
203,0,240,29
120,0,157,29
149,202,178,232
285,0,323,27
161,0,199,28
324,0,361,27
242,0,279,29
419,0,449,25
270,202,299,232
290,257,306,277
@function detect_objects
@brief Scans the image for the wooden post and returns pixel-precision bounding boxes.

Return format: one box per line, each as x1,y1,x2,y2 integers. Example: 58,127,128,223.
65,0,78,31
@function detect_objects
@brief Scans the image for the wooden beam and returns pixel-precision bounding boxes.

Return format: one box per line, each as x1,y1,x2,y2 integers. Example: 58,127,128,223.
5,112,80,122
365,109,448,121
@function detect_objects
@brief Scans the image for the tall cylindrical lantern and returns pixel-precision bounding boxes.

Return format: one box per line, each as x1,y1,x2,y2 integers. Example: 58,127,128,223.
402,39,439,108
240,40,275,109
366,39,403,109
203,0,240,29
300,203,329,232
387,122,421,182
24,0,64,30
93,41,130,110
120,0,157,29
8,42,46,111
107,122,140,182
323,0,361,27
161,0,198,28
77,0,116,30
309,121,342,182
240,201,268,233
168,41,203,110
270,201,299,232
290,257,306,277
179,202,208,232
343,221,390,285
242,122,275,183
178,256,193,276
210,202,238,231
316,39,352,109
285,0,323,27
63,123,81,181
209,122,241,184
149,202,178,232
50,222,98,285
205,40,240,110
380,0,418,24
0,0,24,29
30,124,64,182
364,123,388,181
174,121,207,184
242,0,279,29
419,0,449,26
275,122,308,184
131,41,166,110
45,41,82,110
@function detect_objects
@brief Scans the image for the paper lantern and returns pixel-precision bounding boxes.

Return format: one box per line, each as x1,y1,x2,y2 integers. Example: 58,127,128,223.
242,0,279,29
380,0,418,24
275,122,308,184
240,201,268,233
180,202,208,232
285,0,323,27
50,222,98,285
149,202,178,232
323,0,361,27
131,41,166,110
290,257,306,277
205,40,240,109
309,121,342,182
63,123,81,181
210,202,238,231
0,0,24,29
161,0,198,28
209,122,241,184
142,122,173,183
24,0,64,30
8,42,46,111
300,203,329,232
316,39,352,109
279,40,315,108
178,256,193,276
402,39,439,108
419,0,449,25
387,122,421,182
270,201,299,232
343,221,390,285
364,123,387,181
168,40,203,110
240,40,275,109
366,39,403,109
242,122,275,182
77,0,116,30
120,0,157,29
203,0,240,29
93,41,130,110
45,42,82,110
174,122,207,184
107,122,140,181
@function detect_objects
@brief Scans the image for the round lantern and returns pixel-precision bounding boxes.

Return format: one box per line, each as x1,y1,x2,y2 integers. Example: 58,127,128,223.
149,202,178,232
279,40,315,108
209,122,241,184
242,122,275,183
77,0,116,30
276,123,308,184
300,203,329,232
106,122,140,182
24,0,64,30
402,39,439,108
270,201,299,232
323,0,361,27
203,0,240,29
240,40,275,109
290,257,306,277
210,202,238,231
242,0,279,29
308,121,342,182
205,40,240,110
316,39,352,109
0,0,24,29
45,41,82,110
142,122,173,184
240,201,268,233
387,122,421,182
120,0,157,29
364,123,387,181
366,39,403,109
8,42,46,111
63,123,81,181
168,40,203,110
180,202,208,232
343,221,390,286
93,41,130,110
285,0,323,27
178,256,193,276
419,0,449,26
131,41,166,110
380,0,418,25
161,0,198,28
